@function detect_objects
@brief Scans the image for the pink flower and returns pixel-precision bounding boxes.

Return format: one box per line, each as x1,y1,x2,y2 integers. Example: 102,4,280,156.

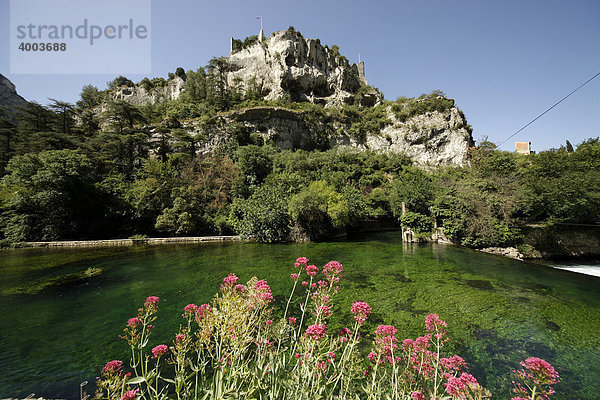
310,282,317,288
294,353,301,359
195,304,211,321
412,392,425,400
120,388,139,400
255,279,270,291
445,376,466,396
289,317,297,325
375,325,398,336
338,327,351,336
260,292,274,302
305,324,327,340
151,344,169,358
306,265,319,276
444,373,478,396
323,261,343,283
327,351,336,360
223,273,239,286
317,361,328,372
440,355,467,371
101,360,123,377
296,257,309,266
234,284,246,292
144,296,159,311
512,356,559,400
520,357,559,384
460,372,478,385
316,305,331,317
266,320,273,326
301,281,308,286
368,351,379,364
318,280,328,288
291,273,300,280
351,301,371,324
175,334,184,343
425,313,447,332
182,304,198,318
414,335,431,350
127,317,141,327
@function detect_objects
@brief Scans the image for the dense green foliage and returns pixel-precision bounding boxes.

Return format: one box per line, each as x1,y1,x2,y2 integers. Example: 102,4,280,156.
1,62,598,249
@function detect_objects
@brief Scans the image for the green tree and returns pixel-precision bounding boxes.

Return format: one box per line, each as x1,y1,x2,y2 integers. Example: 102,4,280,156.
47,98,76,135
0,149,102,241
77,84,103,109
103,100,146,133
229,184,290,243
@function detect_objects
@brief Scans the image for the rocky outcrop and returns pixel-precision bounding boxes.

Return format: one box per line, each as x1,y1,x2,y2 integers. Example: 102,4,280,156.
148,103,473,166
111,29,472,166
0,74,27,115
226,29,379,107
109,76,186,106
361,107,473,165
480,247,524,260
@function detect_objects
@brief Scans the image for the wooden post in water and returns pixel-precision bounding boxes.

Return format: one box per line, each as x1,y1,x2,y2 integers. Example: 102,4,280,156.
80,380,88,400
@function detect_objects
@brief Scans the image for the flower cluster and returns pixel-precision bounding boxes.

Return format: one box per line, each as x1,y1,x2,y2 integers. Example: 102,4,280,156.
305,324,327,341
295,257,309,268
101,360,124,377
306,264,319,276
374,325,399,363
119,388,139,400
151,344,169,358
144,296,159,312
182,303,198,319
96,258,557,400
222,273,239,287
254,279,274,304
444,372,478,396
512,357,559,400
351,301,371,324
322,260,343,284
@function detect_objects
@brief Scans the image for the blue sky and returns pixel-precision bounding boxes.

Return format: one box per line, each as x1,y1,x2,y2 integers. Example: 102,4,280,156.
1,0,598,151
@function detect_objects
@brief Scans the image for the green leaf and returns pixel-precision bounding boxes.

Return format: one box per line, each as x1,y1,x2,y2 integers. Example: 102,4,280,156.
127,376,145,384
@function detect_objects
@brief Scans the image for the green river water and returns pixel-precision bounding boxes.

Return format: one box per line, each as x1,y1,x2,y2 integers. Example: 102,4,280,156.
0,232,599,399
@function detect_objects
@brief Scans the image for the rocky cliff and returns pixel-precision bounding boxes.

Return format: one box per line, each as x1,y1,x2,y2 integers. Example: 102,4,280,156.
226,29,380,107
108,29,474,166
108,76,186,106
363,106,473,165
0,74,27,115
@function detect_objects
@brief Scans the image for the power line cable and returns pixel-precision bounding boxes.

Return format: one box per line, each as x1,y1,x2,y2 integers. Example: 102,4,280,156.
498,71,600,147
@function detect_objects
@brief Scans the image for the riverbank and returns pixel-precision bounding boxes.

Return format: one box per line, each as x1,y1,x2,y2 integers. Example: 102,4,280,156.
6,235,242,249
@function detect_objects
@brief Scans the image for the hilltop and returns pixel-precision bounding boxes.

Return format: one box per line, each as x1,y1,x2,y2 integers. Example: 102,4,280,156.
100,27,473,166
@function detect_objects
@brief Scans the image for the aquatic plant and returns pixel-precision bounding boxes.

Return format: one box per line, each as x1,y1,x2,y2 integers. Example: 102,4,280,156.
94,258,558,400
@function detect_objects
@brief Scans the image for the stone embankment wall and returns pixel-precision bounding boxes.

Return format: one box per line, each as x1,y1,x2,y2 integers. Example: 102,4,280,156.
17,236,241,248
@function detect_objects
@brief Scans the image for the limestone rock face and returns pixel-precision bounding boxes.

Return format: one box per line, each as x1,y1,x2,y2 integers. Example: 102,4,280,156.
360,107,473,166
163,105,473,166
109,76,186,106
226,30,378,106
0,74,27,115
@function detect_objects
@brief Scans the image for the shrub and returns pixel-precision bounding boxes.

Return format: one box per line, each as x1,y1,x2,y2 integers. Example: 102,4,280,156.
399,211,433,235
94,258,557,400
392,91,455,122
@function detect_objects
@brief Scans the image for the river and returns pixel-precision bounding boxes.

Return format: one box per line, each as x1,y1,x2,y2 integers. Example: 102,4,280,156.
0,232,599,399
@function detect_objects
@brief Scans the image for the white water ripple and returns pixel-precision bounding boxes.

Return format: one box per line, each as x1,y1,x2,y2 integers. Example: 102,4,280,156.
552,264,600,278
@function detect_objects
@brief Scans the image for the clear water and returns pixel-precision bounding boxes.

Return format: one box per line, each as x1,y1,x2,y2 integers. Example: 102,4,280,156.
0,232,599,400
